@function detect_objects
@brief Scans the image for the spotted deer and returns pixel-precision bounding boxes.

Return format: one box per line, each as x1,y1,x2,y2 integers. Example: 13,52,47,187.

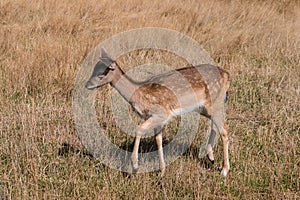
85,48,230,177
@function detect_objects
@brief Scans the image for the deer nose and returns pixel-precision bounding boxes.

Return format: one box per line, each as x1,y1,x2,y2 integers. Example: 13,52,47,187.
85,81,95,90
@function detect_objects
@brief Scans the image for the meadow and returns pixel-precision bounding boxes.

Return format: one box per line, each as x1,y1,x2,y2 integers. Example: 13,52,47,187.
0,0,299,199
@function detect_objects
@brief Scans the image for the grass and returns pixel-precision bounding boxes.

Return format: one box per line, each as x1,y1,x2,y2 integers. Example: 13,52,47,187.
0,0,299,199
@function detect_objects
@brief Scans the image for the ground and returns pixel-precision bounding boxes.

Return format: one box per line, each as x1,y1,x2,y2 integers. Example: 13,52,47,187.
0,0,299,199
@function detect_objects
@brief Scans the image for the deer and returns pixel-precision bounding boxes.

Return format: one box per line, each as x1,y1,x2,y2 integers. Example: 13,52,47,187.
85,48,230,177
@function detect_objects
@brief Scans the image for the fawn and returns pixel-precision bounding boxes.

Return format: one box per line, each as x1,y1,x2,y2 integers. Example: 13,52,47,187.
86,48,230,176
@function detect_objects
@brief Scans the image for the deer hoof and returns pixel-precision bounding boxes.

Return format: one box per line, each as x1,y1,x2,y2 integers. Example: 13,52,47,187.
220,168,228,177
131,161,139,173
206,155,214,165
159,168,165,177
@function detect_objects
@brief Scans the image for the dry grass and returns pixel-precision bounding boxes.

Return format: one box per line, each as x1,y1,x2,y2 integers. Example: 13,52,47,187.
0,0,299,199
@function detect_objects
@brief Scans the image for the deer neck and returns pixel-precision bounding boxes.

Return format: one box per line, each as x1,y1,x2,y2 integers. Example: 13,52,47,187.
110,66,140,102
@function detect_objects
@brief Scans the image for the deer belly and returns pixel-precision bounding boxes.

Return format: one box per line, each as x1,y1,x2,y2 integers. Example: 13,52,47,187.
171,103,204,116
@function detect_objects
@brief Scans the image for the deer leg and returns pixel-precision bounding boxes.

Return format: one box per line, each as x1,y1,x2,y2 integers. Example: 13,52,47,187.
220,124,230,177
131,135,141,173
206,123,217,163
155,127,165,176
131,117,164,173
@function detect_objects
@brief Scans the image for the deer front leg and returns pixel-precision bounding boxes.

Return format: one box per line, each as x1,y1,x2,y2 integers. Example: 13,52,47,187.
220,124,230,177
131,124,147,173
131,134,141,173
131,117,164,173
155,127,165,176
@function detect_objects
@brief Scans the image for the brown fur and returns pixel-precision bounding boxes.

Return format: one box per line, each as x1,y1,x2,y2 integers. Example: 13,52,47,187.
86,49,230,176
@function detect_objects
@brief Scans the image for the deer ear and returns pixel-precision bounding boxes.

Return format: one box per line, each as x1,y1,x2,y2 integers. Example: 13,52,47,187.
100,47,115,66
101,47,111,59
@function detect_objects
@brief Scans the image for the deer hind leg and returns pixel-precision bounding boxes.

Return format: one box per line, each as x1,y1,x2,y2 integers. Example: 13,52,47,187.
203,104,229,176
207,119,230,177
206,122,217,163
131,117,165,173
207,93,229,176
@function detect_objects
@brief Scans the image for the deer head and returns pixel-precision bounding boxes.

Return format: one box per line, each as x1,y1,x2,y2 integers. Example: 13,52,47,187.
85,48,116,90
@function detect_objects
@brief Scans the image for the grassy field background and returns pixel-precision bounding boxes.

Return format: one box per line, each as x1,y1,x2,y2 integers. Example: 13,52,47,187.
0,0,299,199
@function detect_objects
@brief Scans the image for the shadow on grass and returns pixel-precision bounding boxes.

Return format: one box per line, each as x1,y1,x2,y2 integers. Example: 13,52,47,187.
183,145,215,169
58,142,93,159
58,138,215,170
